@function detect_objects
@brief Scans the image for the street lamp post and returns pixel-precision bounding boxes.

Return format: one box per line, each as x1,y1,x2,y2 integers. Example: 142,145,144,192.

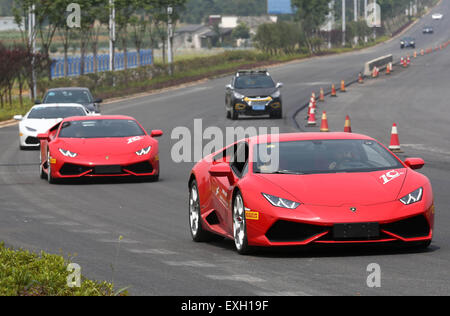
167,6,173,76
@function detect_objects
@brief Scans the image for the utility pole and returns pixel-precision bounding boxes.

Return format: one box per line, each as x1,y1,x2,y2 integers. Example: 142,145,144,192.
373,0,377,40
109,0,116,72
364,0,368,42
28,4,36,100
342,0,346,46
167,6,173,76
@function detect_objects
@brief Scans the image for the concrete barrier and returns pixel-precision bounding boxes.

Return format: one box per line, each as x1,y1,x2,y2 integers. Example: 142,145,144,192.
363,54,393,76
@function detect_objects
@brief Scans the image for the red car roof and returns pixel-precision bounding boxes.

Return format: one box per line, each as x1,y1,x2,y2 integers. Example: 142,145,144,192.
249,132,374,144
62,115,137,122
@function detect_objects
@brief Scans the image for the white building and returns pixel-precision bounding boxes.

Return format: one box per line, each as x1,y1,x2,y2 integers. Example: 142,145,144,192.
0,17,23,32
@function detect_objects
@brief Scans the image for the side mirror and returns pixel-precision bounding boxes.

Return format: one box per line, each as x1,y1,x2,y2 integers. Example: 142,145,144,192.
150,130,163,138
13,115,23,121
276,82,284,89
404,158,425,170
94,98,103,103
35,99,42,104
225,84,233,90
209,163,234,184
37,133,49,141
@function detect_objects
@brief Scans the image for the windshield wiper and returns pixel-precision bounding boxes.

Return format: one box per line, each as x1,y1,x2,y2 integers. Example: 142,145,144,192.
262,170,305,175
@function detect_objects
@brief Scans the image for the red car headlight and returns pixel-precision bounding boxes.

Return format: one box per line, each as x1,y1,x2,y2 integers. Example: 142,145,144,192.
262,193,300,209
399,187,423,205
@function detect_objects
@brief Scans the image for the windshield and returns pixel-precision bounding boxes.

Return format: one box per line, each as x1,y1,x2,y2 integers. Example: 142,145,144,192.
58,119,145,138
27,107,86,119
253,139,403,175
43,90,93,104
235,75,275,89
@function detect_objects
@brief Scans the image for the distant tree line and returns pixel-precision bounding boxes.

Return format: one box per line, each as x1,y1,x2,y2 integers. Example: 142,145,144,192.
10,0,186,100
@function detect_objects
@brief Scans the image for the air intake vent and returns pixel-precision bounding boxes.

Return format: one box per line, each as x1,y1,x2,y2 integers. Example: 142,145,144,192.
266,221,329,242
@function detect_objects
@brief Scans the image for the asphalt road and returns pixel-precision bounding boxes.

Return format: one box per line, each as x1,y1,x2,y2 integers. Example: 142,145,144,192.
1,2,449,296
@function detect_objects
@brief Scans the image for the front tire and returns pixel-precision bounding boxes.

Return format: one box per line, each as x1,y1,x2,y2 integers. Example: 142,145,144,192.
233,191,251,255
47,150,56,184
189,180,213,242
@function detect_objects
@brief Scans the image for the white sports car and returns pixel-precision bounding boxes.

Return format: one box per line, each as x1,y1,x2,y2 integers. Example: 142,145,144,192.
14,103,90,150
432,13,443,20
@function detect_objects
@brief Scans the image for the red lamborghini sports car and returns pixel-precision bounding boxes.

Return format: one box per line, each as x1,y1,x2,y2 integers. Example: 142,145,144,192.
188,132,434,254
37,115,163,183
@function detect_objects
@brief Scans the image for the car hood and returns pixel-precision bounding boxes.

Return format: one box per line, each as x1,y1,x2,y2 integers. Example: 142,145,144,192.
235,87,278,98
255,168,408,207
21,119,62,133
54,136,152,157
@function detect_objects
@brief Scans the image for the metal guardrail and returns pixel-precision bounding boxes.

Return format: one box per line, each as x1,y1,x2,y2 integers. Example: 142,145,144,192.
51,49,153,79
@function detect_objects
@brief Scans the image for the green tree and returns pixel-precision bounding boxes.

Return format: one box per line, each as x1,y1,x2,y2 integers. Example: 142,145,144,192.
291,0,330,53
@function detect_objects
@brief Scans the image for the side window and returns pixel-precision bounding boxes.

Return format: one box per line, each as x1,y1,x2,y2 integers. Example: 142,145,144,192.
231,142,249,177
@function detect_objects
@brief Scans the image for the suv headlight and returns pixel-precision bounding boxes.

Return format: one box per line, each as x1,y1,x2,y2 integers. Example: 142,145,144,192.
271,90,281,98
262,193,300,209
399,187,423,205
59,149,78,158
233,91,245,99
136,146,151,156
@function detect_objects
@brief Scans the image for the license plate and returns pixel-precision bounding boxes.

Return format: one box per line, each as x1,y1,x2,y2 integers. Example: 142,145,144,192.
252,105,266,111
333,222,379,239
94,165,122,174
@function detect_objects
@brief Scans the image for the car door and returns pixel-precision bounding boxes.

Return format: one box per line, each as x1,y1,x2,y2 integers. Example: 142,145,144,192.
210,141,249,235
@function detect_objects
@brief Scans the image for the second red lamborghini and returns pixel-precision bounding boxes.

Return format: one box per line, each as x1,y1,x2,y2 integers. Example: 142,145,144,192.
38,115,163,183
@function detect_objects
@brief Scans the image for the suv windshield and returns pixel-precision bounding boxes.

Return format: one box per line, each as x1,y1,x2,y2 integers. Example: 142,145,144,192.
27,107,86,119
58,119,145,138
253,139,403,175
235,75,275,89
44,89,93,104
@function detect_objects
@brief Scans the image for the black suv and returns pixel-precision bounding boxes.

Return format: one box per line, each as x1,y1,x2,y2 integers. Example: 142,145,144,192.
400,37,416,49
36,87,103,114
225,70,283,120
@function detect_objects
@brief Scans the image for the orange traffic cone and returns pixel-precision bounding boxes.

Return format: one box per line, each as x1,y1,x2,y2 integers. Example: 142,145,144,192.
307,107,317,127
320,111,329,132
421,49,424,56
344,115,352,133
305,101,313,120
319,88,325,102
358,73,364,84
331,84,337,97
389,123,403,153
341,80,346,92
413,51,417,58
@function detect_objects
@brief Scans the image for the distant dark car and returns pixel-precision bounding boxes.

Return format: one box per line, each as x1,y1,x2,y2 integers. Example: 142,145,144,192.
37,87,103,114
400,37,416,49
225,70,283,120
422,26,434,34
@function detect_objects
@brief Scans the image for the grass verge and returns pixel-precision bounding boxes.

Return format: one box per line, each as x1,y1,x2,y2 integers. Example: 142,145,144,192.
0,243,127,296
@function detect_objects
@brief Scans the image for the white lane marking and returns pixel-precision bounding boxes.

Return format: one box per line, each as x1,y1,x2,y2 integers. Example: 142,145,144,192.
43,221,81,226
401,144,450,156
104,87,210,114
98,238,140,244
164,261,216,268
206,274,266,283
69,228,110,235
255,291,312,296
127,248,177,255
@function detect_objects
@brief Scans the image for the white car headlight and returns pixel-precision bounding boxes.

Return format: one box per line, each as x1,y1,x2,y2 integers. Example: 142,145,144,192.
262,193,300,209
271,90,281,98
233,91,245,99
59,148,78,158
399,187,423,205
136,146,151,156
